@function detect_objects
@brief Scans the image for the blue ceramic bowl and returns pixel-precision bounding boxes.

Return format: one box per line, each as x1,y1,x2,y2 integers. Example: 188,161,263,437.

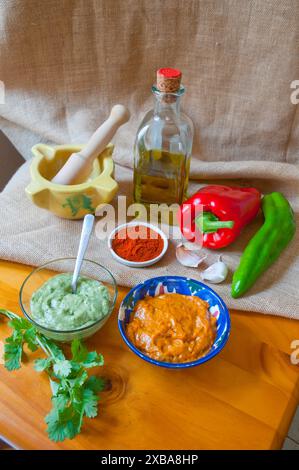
118,276,231,369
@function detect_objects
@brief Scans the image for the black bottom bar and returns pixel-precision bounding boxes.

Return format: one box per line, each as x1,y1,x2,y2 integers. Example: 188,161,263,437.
0,450,298,466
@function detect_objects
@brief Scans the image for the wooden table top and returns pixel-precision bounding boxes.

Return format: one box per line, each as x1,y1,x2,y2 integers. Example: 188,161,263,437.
0,259,299,450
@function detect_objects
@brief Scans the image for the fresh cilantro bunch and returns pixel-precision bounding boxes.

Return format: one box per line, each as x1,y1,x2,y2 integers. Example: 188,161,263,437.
0,309,105,442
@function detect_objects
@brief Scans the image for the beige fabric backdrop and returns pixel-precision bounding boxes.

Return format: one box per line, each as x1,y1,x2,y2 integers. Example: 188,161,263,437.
0,0,298,318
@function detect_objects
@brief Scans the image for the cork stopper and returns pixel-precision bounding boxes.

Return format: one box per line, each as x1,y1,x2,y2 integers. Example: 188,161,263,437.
156,68,182,93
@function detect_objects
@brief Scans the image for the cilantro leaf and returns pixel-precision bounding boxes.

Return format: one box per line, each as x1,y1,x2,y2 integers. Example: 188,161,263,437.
9,317,32,331
43,338,65,361
63,418,81,440
52,393,69,411
50,379,60,396
86,375,106,393
70,340,103,368
67,369,88,389
4,337,23,371
34,357,53,372
81,388,99,418
82,351,104,368
46,402,82,441
53,360,72,378
24,327,39,352
71,339,88,363
46,415,70,442
4,317,37,369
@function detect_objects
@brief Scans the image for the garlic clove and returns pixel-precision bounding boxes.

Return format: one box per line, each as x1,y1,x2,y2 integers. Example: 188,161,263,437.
176,243,207,268
200,256,228,284
181,241,203,251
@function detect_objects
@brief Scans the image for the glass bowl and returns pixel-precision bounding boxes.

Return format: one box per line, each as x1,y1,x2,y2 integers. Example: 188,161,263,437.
19,258,117,342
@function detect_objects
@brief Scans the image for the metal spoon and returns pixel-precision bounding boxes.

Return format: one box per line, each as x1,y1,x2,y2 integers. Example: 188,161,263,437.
71,214,95,294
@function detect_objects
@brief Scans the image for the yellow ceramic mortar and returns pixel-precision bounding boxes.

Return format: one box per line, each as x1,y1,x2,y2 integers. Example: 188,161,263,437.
26,143,118,219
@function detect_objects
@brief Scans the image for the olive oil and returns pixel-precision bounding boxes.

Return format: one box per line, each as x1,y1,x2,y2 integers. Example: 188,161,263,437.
133,149,190,205
133,68,193,206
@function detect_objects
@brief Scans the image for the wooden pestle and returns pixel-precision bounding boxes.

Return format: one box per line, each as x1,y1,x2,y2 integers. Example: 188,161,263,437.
52,104,130,185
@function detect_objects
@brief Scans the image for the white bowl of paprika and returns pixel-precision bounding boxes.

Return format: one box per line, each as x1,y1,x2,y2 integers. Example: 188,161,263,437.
108,222,168,268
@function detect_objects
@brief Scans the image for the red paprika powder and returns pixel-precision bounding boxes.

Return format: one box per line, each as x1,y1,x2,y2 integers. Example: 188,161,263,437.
112,225,164,262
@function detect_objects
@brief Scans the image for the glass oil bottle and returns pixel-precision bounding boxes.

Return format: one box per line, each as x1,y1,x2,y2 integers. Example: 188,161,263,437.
133,68,193,207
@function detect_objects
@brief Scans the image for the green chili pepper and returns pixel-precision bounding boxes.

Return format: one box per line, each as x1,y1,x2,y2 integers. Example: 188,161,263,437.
231,192,296,298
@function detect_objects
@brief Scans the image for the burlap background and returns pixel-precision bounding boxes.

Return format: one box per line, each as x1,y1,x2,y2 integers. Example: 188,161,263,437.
0,0,298,318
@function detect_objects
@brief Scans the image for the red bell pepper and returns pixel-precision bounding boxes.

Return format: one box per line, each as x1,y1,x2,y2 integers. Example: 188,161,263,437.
178,185,261,249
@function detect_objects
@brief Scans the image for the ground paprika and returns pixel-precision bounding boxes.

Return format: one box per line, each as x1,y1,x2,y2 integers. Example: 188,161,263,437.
111,225,164,262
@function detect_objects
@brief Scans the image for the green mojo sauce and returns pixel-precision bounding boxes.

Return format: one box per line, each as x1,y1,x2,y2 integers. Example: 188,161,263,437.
30,273,110,331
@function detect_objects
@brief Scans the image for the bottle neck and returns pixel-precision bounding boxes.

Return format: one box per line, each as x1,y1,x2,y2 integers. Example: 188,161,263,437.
152,85,184,117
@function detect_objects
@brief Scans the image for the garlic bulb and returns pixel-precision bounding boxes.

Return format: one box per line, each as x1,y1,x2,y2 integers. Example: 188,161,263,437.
176,243,206,268
200,256,228,284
